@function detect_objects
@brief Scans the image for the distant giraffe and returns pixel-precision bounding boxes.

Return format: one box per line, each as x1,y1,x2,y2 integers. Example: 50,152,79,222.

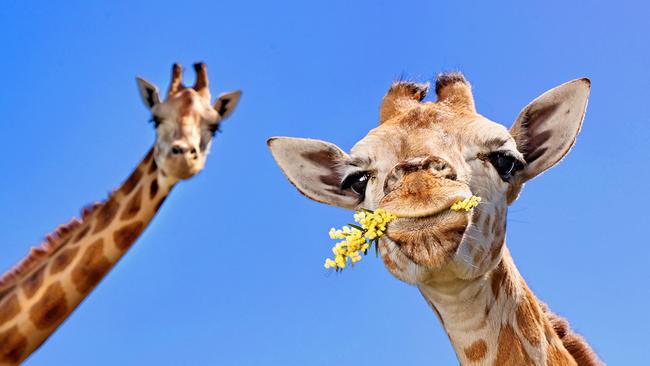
0,63,241,365
268,73,602,365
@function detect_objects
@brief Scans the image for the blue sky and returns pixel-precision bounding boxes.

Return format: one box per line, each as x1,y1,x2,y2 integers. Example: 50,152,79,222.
1,0,648,364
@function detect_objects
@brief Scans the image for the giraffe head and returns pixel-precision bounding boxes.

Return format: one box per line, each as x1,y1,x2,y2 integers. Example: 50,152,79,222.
136,63,241,181
268,73,589,284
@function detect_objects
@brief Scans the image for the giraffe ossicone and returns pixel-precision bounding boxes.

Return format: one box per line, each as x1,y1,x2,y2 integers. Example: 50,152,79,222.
0,62,241,365
268,73,602,365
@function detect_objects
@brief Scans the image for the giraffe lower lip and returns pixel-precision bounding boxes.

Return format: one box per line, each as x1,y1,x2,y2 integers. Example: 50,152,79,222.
386,209,470,238
380,193,469,219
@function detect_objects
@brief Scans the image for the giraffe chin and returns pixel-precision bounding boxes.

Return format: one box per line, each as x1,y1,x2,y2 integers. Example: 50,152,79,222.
384,209,469,270
164,159,204,180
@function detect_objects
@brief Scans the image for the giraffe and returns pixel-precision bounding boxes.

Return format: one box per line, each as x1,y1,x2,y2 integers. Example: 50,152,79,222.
268,73,602,365
0,62,241,365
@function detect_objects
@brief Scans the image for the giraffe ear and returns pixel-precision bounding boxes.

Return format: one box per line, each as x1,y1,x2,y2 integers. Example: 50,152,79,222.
267,137,359,209
507,78,590,203
136,77,161,110
214,90,242,120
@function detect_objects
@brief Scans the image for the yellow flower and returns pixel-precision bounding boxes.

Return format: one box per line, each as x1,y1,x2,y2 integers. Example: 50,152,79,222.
324,258,337,268
324,208,397,271
450,196,482,212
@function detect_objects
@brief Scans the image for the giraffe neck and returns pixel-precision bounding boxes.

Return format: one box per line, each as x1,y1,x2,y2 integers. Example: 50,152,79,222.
418,245,580,366
0,147,175,365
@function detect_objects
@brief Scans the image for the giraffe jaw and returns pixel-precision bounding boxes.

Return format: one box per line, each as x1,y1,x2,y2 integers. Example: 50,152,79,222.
383,208,470,270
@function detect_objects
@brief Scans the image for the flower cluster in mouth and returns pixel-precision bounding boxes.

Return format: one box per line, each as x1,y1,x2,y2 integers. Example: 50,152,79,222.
324,196,481,272
324,209,396,271
450,196,482,212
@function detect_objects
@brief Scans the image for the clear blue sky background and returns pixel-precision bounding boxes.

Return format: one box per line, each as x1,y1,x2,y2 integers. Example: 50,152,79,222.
1,0,648,364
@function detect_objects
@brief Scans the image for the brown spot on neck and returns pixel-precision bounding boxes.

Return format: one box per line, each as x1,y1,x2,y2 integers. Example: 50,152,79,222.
0,294,20,324
72,225,91,243
150,178,159,200
113,221,145,251
490,259,515,301
0,326,27,364
464,339,487,362
29,282,68,330
148,158,157,174
21,266,45,299
50,246,80,275
516,287,543,347
71,239,111,295
547,343,577,366
0,287,13,304
120,186,143,221
92,197,120,234
120,167,143,196
493,324,533,366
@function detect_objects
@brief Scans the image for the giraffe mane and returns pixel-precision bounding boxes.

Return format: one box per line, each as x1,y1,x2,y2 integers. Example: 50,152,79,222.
0,199,104,299
540,302,603,365
0,149,154,301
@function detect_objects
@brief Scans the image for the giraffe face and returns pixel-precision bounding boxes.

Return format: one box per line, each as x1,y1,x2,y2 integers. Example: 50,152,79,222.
136,63,241,181
269,74,589,284
345,113,520,283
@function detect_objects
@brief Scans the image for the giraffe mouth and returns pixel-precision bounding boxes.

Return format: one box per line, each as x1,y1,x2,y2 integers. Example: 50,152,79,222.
382,205,470,268
378,173,472,218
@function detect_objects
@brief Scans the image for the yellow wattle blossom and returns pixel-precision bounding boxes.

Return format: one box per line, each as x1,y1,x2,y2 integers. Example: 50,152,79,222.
324,197,481,271
450,195,482,212
324,209,397,271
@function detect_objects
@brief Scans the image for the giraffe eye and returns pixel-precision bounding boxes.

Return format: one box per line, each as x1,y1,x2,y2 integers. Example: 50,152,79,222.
488,152,524,182
341,172,370,196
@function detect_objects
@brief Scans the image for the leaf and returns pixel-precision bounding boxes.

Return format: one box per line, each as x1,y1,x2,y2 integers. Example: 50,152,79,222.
349,224,364,231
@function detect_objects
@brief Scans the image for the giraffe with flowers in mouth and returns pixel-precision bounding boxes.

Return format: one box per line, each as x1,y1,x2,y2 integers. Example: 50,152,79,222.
268,73,602,365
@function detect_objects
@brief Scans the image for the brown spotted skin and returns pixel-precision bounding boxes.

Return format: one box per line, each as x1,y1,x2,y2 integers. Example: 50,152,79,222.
50,246,80,275
0,148,173,365
92,197,121,234
121,186,143,221
517,289,543,347
71,239,111,294
0,295,20,324
0,326,27,364
21,266,45,300
493,324,534,366
29,282,68,330
113,221,145,251
464,339,488,362
421,251,598,366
